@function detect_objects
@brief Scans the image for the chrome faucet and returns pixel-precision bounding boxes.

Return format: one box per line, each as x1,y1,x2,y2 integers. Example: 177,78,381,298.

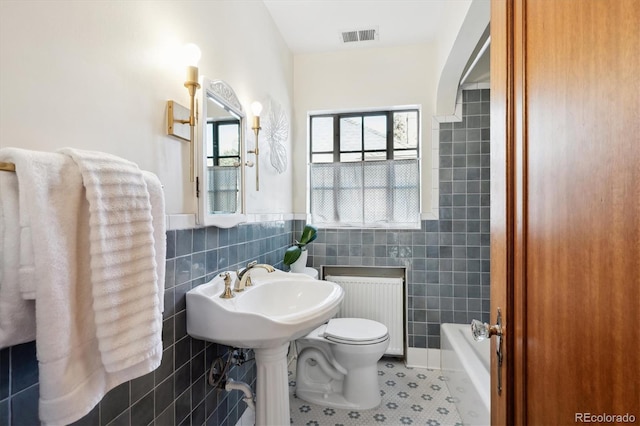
235,260,275,291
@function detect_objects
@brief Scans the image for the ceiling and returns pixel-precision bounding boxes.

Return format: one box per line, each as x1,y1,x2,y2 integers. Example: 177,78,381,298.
262,0,451,55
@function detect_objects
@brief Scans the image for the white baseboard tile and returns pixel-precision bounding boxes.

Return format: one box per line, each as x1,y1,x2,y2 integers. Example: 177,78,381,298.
427,348,441,369
405,347,441,370
405,347,428,368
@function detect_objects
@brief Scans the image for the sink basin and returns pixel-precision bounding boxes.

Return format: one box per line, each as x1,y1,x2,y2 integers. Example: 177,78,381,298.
187,268,343,425
186,268,344,348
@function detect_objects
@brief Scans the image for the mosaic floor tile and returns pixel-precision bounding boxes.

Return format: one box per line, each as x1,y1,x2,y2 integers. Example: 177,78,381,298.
289,358,463,426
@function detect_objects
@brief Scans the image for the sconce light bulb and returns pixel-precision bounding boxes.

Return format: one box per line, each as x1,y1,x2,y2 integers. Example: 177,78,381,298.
183,43,202,67
251,101,263,117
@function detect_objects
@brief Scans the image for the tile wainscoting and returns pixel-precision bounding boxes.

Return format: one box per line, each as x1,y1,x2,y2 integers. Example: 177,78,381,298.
0,221,295,426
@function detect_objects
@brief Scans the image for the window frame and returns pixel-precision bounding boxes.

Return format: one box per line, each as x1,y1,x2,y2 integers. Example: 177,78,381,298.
309,108,420,164
308,108,422,229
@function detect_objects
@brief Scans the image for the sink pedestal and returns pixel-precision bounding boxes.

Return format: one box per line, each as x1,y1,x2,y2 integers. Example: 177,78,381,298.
254,343,291,426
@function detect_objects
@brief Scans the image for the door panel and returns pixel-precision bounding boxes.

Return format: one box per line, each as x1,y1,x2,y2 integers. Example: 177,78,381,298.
492,0,640,424
524,0,639,422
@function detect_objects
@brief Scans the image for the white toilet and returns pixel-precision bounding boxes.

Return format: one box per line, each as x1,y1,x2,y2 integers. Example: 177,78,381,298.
295,317,390,410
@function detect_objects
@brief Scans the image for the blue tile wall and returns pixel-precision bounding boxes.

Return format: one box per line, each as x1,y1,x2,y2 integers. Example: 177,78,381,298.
305,88,491,349
0,220,294,426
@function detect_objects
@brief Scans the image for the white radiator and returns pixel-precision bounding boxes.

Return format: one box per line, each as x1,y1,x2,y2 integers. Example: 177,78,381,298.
325,275,404,356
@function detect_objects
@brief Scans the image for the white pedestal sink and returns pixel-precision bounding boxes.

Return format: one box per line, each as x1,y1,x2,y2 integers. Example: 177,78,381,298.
186,269,344,426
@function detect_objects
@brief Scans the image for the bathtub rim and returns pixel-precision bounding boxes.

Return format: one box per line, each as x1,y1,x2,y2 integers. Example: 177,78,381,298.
441,322,490,416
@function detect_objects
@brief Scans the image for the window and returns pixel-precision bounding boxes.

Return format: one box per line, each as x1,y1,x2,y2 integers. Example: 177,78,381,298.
309,109,420,228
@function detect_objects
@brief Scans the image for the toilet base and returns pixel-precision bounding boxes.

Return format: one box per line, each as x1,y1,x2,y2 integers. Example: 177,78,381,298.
295,362,382,410
296,387,381,411
294,320,389,411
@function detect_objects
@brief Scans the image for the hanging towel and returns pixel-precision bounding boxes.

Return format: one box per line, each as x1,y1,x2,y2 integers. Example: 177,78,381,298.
59,148,162,373
0,148,101,425
18,226,35,299
0,169,36,348
143,170,166,313
0,147,165,425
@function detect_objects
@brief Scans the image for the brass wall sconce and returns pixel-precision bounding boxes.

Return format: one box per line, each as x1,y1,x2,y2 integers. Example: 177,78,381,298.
167,43,201,182
248,101,262,191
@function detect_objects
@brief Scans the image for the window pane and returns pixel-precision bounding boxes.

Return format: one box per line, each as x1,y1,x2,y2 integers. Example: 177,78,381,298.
310,159,420,228
393,111,418,149
312,153,334,163
394,149,418,159
312,117,334,152
335,163,363,223
364,151,386,161
390,160,420,223
309,164,335,223
340,152,361,162
364,115,387,150
340,117,362,151
364,187,389,223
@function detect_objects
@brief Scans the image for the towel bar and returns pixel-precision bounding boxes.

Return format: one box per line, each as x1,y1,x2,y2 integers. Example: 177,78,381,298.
0,162,16,172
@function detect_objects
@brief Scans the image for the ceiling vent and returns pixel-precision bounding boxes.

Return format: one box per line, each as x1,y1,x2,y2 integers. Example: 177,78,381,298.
342,31,359,43
340,27,379,44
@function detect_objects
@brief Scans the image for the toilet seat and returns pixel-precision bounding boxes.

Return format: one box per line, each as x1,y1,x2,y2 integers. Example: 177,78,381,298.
322,318,389,345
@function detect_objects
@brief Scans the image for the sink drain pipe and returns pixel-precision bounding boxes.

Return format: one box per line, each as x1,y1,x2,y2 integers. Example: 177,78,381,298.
225,378,255,410
208,349,256,411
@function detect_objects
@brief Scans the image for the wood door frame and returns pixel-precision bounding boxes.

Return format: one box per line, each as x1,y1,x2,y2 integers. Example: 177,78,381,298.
490,0,527,423
512,0,527,423
489,0,511,423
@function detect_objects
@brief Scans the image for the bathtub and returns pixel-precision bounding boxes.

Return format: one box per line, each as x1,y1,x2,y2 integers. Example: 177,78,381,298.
441,323,490,426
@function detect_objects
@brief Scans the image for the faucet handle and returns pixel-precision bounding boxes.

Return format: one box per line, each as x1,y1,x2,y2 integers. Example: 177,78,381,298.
236,260,258,277
219,272,234,299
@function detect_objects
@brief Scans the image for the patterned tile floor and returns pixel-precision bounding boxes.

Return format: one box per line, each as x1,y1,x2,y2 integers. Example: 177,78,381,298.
288,358,463,426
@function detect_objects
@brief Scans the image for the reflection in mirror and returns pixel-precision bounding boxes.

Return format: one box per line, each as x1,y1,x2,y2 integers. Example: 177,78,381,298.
196,78,246,228
206,102,240,213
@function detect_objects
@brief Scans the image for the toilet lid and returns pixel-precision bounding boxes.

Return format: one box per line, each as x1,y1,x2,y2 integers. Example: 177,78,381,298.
323,318,389,345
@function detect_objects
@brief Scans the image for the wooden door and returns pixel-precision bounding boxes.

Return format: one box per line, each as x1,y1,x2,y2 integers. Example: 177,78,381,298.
491,0,640,424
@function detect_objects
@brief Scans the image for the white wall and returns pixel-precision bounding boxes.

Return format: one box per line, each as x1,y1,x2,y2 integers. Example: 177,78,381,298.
0,0,293,216
434,0,474,86
292,43,439,215
434,0,490,116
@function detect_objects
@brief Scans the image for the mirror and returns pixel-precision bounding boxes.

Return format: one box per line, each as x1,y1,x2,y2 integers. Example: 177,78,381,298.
196,78,246,228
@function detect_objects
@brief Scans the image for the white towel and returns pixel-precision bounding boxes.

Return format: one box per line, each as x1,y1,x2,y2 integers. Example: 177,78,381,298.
143,170,166,314
59,148,162,373
0,148,100,425
0,147,165,425
19,223,35,299
0,169,36,349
